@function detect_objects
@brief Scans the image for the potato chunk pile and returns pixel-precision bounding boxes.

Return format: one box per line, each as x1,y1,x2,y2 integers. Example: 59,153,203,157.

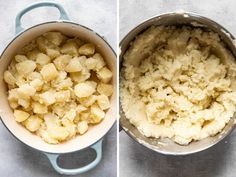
4,32,113,144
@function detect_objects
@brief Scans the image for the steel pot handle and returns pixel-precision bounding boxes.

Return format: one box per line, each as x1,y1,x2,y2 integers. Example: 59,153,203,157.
44,140,103,175
15,1,69,34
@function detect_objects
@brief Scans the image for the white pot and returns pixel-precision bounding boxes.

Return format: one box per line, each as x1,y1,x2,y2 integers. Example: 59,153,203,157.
0,2,117,175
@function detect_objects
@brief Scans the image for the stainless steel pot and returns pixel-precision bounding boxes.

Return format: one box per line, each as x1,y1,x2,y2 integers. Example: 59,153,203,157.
0,1,117,175
119,12,236,155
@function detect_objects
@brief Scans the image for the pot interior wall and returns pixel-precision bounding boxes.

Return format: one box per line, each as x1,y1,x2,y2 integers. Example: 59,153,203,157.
0,22,117,154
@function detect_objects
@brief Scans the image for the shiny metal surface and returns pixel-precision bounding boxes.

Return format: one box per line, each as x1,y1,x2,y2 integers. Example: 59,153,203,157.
119,12,236,155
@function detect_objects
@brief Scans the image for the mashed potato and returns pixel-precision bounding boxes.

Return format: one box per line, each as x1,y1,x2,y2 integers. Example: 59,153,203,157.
120,26,236,145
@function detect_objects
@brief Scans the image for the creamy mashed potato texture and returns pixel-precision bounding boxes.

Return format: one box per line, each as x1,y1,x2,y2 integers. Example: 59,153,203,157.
120,26,236,145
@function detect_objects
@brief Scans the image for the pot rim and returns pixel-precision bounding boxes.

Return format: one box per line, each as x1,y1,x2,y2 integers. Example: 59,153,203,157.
0,20,117,154
119,11,236,155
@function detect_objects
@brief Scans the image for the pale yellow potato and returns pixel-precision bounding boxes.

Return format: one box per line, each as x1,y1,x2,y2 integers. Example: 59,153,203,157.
27,72,42,81
27,49,40,61
97,83,113,97
32,102,48,114
63,109,76,121
77,121,88,134
97,67,113,83
15,55,28,63
78,43,95,56
30,78,44,91
17,84,36,98
70,70,91,83
16,60,36,75
46,48,60,59
61,40,78,56
90,104,105,124
40,90,56,105
48,127,69,141
97,94,110,110
18,98,30,108
92,53,105,71
40,63,58,81
53,55,72,70
85,58,98,70
24,115,42,132
74,81,96,98
65,57,83,72
55,90,70,102
78,95,97,107
44,32,66,46
4,71,16,86
36,53,51,66
14,110,30,122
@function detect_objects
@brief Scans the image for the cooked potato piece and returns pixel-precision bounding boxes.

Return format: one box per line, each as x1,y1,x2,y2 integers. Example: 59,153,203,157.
18,98,30,108
97,83,113,97
70,69,91,83
61,118,77,138
93,53,105,70
90,105,105,124
74,81,97,98
15,55,28,62
4,71,16,86
44,32,66,46
14,110,30,122
76,105,87,113
30,79,44,91
40,63,58,81
48,127,69,141
85,58,98,70
53,55,72,70
16,60,36,75
65,57,83,72
27,49,40,61
18,84,36,98
46,48,60,59
77,121,88,134
40,90,56,105
79,43,95,56
61,41,78,56
63,109,76,121
97,67,113,83
24,115,42,132
36,53,51,66
27,72,42,81
97,94,110,110
55,90,70,102
78,95,97,107
40,130,59,144
32,102,48,114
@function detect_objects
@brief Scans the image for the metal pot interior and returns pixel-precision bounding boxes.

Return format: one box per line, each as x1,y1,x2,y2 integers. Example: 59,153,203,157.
0,21,117,154
119,12,236,155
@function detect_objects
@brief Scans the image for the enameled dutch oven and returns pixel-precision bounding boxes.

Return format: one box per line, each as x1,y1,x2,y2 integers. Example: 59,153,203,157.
0,1,117,175
119,12,236,155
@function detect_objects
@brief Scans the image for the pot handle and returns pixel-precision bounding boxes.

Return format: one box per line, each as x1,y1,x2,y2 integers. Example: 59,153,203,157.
15,1,69,34
44,140,103,175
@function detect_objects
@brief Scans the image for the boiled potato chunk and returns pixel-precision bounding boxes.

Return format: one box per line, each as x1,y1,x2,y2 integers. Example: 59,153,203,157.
78,43,95,56
18,84,36,98
61,41,78,56
85,58,98,70
97,67,113,83
40,63,58,81
36,53,51,66
48,127,69,141
63,109,76,121
44,32,66,46
4,71,16,86
40,91,56,105
18,98,30,108
32,102,48,114
74,81,96,98
93,53,105,70
46,48,60,59
16,60,36,75
65,57,83,72
14,110,30,122
15,55,28,62
24,115,42,132
97,83,113,97
55,90,70,102
77,121,88,134
97,94,110,110
30,79,44,91
53,55,71,70
90,105,105,124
